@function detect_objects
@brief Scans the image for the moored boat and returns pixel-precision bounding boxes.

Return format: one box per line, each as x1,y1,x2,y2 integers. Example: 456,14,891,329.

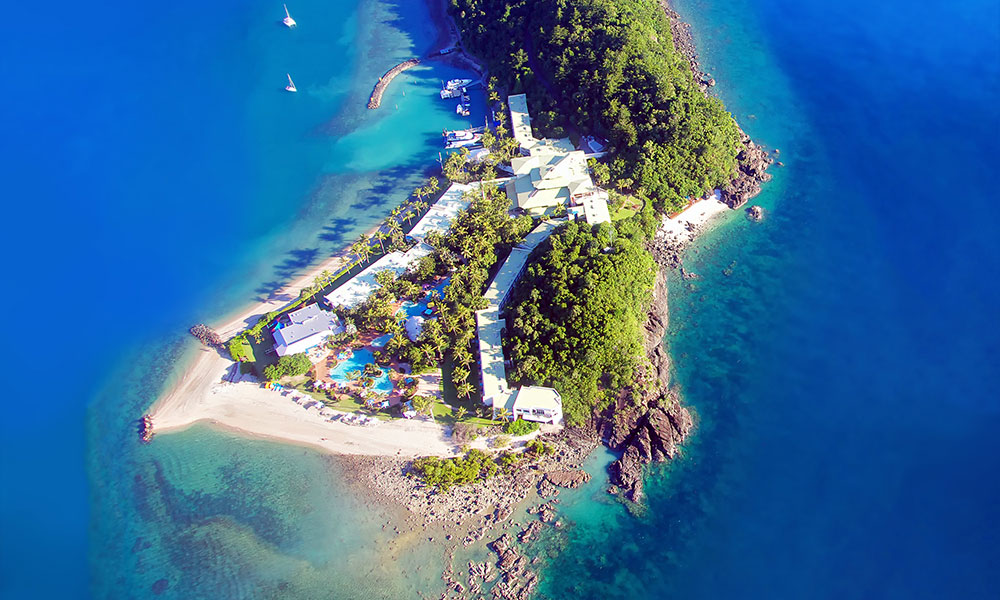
282,4,296,28
439,78,474,99
445,133,481,149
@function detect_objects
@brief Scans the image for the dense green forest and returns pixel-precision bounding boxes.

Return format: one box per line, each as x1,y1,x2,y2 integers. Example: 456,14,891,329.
450,0,742,212
506,221,657,424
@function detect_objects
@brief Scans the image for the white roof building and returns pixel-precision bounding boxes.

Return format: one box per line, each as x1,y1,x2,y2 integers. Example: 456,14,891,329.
509,386,563,425
273,303,344,357
507,94,576,156
505,94,610,225
325,242,435,309
325,181,512,310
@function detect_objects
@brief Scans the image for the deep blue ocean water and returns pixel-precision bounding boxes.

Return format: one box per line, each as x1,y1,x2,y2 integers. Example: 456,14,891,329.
534,0,1000,598
1,0,997,597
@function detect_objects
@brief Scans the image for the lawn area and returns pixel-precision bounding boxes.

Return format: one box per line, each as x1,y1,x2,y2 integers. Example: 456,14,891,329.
431,400,495,426
612,207,636,221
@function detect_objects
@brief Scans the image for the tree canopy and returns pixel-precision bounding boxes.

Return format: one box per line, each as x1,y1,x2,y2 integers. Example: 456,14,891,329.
450,0,742,212
506,221,656,424
262,353,313,381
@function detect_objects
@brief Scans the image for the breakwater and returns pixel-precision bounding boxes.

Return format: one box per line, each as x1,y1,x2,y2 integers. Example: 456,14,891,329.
368,58,420,109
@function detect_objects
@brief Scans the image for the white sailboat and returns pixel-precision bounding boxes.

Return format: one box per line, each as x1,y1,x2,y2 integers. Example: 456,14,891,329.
282,4,297,28
285,73,297,92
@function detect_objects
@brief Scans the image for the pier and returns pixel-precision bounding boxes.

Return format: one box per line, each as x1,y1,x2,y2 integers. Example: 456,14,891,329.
368,58,421,109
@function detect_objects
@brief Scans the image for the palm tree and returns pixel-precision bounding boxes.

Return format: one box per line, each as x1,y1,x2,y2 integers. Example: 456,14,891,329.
351,237,372,264
426,177,439,194
374,231,388,254
456,382,474,400
386,219,404,248
404,209,417,225
453,406,468,420
456,351,473,368
452,365,470,385
493,407,510,422
488,89,501,104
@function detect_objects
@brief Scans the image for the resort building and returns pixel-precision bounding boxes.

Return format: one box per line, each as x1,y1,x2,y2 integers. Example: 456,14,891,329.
475,220,564,425
510,386,563,425
325,242,436,309
504,94,611,225
273,303,345,357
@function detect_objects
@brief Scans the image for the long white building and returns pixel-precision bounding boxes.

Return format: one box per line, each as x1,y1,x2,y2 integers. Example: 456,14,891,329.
475,220,564,425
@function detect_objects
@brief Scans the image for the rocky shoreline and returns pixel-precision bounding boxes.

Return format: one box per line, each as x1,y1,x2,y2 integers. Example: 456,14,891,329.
338,428,598,600
597,268,695,505
663,2,774,209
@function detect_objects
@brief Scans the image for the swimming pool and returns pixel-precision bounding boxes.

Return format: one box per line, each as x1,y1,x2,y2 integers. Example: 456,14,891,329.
370,334,392,348
395,278,450,321
327,348,393,394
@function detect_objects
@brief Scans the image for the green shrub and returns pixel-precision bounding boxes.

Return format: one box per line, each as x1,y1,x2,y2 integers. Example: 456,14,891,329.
526,439,555,456
452,422,481,444
411,448,498,491
262,353,313,381
503,418,540,437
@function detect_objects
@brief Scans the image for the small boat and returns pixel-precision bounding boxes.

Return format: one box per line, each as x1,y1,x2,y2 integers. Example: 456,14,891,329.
443,129,476,141
282,4,296,28
443,78,474,89
455,104,470,116
439,78,474,99
445,133,480,148
285,73,297,92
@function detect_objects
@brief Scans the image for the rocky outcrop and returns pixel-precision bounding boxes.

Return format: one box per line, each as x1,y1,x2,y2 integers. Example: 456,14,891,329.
488,534,537,600
597,268,696,504
544,470,591,489
721,134,774,209
189,324,222,349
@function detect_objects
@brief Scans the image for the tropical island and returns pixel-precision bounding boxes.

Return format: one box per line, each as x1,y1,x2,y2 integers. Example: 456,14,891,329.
148,0,771,595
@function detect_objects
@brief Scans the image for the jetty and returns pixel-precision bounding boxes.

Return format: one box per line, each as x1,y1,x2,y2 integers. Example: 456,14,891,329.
368,58,421,109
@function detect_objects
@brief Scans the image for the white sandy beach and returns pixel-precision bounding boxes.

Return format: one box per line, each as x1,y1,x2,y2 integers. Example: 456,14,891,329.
153,379,461,457
659,194,731,242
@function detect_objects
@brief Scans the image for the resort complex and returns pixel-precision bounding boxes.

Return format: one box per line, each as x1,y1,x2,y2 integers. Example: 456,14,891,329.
504,94,611,225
